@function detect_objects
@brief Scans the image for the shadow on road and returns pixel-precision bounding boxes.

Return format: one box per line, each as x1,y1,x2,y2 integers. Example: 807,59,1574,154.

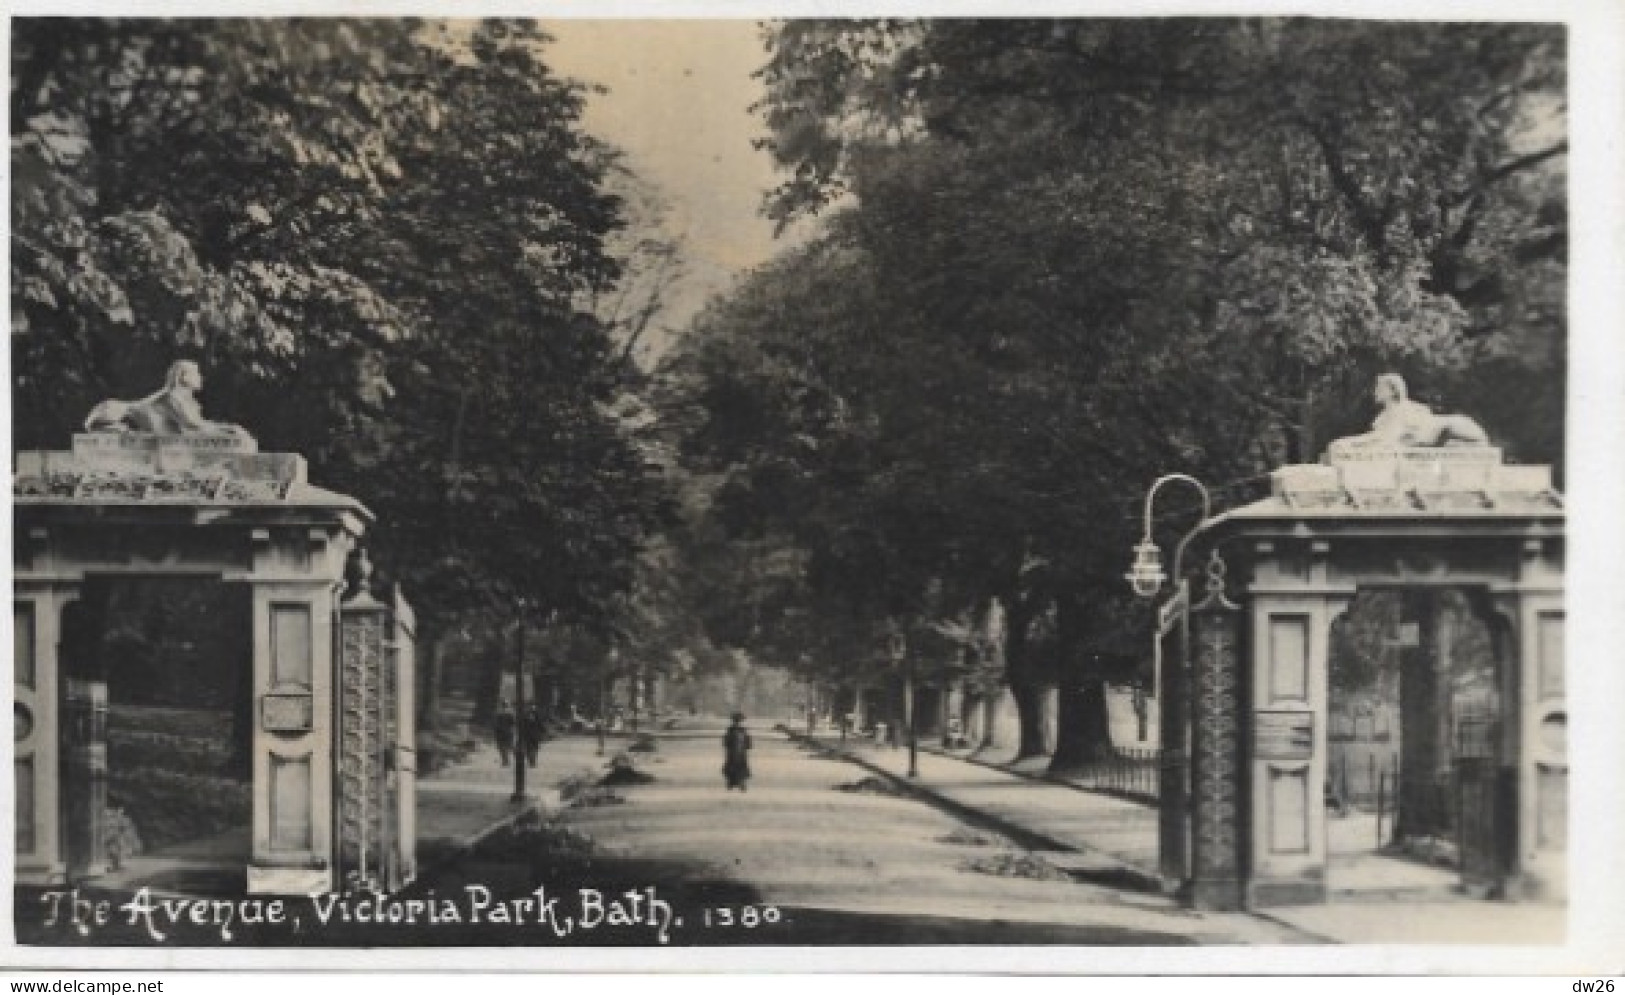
15,806,1189,947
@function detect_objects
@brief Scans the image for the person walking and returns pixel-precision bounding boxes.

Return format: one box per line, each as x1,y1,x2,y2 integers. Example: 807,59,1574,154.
492,699,516,767
722,712,752,792
521,703,544,768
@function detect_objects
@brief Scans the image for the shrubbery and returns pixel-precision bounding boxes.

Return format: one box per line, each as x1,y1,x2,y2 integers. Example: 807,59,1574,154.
107,705,249,852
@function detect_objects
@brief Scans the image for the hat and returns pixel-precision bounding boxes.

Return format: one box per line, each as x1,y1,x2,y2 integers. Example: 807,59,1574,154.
731,712,745,723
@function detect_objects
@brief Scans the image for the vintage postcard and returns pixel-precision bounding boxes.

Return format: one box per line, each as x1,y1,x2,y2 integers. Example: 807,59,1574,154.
4,0,1622,977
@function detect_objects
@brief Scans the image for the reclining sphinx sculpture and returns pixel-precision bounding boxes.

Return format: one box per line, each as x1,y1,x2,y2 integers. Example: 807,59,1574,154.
1329,373,1490,453
83,359,252,443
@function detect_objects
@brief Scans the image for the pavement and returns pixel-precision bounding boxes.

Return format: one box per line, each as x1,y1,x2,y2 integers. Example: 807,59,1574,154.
800,732,1163,890
415,727,637,865
796,728,1567,947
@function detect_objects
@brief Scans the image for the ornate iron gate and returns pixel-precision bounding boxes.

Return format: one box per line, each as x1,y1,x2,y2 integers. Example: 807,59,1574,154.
1454,709,1507,897
336,564,417,893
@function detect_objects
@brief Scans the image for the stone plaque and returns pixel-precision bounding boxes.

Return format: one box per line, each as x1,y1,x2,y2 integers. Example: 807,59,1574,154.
262,693,314,733
1398,448,1501,489
1496,464,1554,493
1272,464,1341,503
1254,710,1314,760
71,434,163,469
1331,450,1404,490
1325,446,1506,491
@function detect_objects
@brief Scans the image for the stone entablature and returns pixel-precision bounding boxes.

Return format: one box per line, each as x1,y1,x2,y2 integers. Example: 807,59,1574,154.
15,435,321,505
1264,447,1561,514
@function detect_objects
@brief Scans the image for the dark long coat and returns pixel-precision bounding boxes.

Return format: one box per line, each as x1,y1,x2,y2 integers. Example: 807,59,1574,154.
722,725,752,787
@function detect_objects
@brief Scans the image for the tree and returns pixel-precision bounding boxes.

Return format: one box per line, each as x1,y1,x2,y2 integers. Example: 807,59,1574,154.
11,20,425,456
730,18,1565,762
12,20,678,714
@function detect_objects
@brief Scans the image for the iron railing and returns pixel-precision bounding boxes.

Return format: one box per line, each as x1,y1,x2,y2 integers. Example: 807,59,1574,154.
1065,746,1161,803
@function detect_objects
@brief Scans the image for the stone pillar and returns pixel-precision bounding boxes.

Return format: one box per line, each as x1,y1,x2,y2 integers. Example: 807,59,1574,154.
1189,552,1243,911
383,585,418,892
62,676,108,879
1514,535,1566,900
12,572,79,887
57,586,111,881
245,526,354,896
1245,539,1349,907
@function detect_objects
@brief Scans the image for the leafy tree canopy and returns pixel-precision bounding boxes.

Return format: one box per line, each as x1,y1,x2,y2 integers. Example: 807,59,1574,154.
13,18,676,633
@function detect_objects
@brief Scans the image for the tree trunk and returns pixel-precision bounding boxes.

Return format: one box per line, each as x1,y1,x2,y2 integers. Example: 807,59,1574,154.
1047,598,1114,772
1010,680,1049,760
978,693,1000,751
1396,590,1449,842
1292,384,1315,466
473,635,505,728
1003,594,1051,760
628,667,642,732
960,690,981,745
226,586,255,780
1050,677,1113,773
417,627,444,733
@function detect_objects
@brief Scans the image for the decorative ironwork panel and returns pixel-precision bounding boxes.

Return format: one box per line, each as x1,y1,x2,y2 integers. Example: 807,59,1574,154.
338,605,386,886
1189,550,1243,909
1193,608,1242,876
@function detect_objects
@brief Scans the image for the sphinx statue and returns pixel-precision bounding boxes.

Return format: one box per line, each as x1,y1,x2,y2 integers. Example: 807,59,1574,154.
1328,374,1490,454
84,360,253,443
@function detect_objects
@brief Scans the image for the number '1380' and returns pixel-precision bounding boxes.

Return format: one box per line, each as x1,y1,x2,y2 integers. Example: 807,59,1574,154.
701,905,781,928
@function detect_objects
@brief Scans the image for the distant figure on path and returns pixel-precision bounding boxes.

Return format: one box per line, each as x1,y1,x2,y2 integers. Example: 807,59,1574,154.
521,703,544,768
492,699,516,767
723,712,752,791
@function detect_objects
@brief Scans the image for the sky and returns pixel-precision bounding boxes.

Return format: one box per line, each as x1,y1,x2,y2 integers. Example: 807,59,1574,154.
542,20,806,350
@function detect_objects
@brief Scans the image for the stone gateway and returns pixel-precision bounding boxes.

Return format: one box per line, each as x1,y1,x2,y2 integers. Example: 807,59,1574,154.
1179,430,1563,909
13,364,416,896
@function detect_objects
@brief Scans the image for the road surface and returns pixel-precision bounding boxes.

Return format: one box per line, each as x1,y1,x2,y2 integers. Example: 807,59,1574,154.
512,716,1306,945
13,716,1307,946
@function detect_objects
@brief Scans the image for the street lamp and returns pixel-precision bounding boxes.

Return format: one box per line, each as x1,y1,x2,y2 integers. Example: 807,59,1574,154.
599,646,617,757
1126,473,1213,892
1125,538,1167,598
511,601,531,805
889,625,918,778
1126,474,1211,602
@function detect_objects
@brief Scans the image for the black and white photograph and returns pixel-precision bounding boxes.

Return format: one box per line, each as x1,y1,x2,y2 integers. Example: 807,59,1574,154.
4,4,1622,977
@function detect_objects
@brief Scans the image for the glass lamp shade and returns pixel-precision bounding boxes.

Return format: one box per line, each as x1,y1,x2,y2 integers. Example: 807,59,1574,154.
1125,539,1166,598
